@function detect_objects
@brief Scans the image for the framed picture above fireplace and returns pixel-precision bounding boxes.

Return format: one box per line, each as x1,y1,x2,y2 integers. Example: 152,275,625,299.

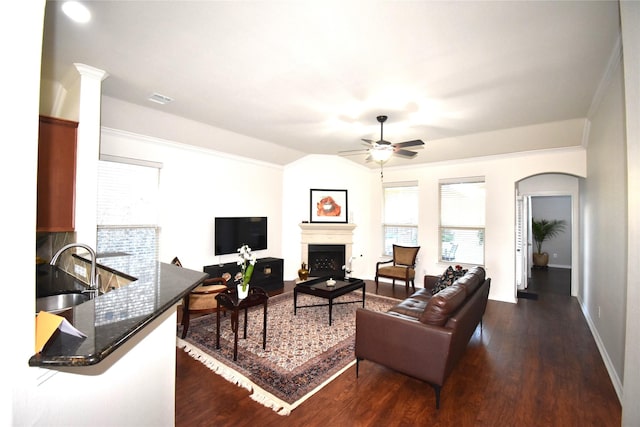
310,189,348,223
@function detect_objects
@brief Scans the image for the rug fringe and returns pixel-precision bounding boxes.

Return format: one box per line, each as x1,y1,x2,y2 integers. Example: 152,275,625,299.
177,338,292,416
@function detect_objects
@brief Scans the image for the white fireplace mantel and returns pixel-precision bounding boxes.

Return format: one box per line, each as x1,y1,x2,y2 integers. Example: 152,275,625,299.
299,223,356,264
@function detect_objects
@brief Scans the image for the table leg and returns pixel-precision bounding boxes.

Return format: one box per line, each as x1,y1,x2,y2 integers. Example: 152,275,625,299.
243,307,248,339
294,289,298,315
231,309,239,361
362,282,366,307
329,297,333,326
262,301,267,350
216,305,221,349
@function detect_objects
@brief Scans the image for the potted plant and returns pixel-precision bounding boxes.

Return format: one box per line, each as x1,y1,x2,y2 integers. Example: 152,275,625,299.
236,244,256,299
531,218,566,267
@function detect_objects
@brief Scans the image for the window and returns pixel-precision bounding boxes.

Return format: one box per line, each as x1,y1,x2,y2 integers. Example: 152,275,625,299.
439,178,485,265
382,182,418,256
97,156,161,287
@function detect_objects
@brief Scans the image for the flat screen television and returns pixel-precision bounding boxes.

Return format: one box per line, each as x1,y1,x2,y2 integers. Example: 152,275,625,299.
214,216,268,255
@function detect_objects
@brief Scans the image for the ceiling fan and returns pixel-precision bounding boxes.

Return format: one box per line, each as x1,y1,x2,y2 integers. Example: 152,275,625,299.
340,115,425,163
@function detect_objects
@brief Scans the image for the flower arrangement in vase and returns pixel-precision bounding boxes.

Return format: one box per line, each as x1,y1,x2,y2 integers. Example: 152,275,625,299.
236,244,256,298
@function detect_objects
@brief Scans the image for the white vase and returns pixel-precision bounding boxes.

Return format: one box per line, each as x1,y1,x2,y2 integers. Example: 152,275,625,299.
237,284,249,299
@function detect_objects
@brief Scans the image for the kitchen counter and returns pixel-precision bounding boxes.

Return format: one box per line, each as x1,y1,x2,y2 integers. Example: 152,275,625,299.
29,261,207,367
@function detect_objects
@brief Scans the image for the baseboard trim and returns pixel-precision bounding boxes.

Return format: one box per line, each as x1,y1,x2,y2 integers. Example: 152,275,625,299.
577,295,623,402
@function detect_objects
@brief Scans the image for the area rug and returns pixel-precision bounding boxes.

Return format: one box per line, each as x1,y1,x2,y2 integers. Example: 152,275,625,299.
176,290,397,415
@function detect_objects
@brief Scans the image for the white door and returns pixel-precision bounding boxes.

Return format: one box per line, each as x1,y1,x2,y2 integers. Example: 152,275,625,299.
515,195,530,290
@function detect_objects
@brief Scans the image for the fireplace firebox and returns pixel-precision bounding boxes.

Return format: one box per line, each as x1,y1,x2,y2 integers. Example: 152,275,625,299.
308,244,345,278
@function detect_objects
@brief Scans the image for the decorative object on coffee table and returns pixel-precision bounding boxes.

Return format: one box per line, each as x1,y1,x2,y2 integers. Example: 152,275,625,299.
310,188,348,223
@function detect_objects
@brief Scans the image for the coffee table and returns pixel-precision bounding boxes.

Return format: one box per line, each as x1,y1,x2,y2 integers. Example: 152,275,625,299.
294,277,365,325
215,287,268,361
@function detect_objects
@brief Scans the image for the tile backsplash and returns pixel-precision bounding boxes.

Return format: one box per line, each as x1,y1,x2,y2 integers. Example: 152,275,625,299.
36,232,134,293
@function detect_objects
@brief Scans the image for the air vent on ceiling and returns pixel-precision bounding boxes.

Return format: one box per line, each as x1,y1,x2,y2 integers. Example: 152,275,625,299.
148,92,174,105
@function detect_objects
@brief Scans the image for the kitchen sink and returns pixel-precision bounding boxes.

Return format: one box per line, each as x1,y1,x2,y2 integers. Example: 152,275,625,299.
36,292,90,313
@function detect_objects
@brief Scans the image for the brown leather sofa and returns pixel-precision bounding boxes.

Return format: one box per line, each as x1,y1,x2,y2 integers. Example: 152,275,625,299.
355,266,490,408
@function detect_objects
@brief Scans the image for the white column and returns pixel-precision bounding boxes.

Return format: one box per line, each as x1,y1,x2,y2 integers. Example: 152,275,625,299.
621,2,640,425
73,64,108,248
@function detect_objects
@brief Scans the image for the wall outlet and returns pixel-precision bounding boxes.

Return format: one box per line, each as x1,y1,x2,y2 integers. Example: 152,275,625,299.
598,306,601,318
74,264,87,278
553,253,558,258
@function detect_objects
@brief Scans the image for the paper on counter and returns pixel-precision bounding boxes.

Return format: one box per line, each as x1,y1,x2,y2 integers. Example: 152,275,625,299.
35,311,87,353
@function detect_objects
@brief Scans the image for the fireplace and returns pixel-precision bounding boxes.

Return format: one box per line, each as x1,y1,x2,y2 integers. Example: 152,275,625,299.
308,244,345,277
299,222,356,279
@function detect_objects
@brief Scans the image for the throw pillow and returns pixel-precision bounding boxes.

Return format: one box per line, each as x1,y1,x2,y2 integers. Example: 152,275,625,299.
431,265,468,295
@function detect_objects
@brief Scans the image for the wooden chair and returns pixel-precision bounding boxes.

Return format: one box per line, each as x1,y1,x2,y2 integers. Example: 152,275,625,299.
180,277,228,338
172,257,228,338
375,245,420,292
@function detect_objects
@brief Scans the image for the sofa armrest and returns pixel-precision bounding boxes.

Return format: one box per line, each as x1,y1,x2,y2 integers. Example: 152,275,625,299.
355,308,453,386
424,275,439,292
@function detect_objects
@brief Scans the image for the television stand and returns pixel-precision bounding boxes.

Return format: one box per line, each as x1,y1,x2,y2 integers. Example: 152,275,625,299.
203,257,284,293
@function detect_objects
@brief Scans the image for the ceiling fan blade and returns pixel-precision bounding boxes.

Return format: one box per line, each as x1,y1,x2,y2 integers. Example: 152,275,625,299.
394,148,418,158
394,139,425,148
338,149,368,156
361,138,374,144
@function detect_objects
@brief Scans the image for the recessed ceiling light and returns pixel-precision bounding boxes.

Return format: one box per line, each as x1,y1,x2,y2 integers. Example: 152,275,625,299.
62,1,91,23
148,93,174,105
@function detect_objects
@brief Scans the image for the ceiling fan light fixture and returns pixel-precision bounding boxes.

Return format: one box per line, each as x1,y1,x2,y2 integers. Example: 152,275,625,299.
62,1,91,23
370,146,393,162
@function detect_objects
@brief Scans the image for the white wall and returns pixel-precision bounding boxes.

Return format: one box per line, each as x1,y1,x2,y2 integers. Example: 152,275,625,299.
582,49,627,398
6,1,45,425
281,155,375,280
378,146,585,303
100,128,285,271
29,309,178,427
530,196,572,268
621,2,640,424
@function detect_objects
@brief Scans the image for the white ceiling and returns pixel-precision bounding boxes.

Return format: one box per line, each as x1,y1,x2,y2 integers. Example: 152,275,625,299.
41,1,621,167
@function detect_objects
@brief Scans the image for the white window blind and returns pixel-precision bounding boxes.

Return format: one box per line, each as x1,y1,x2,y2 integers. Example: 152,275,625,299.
383,182,419,256
97,159,161,285
439,178,485,265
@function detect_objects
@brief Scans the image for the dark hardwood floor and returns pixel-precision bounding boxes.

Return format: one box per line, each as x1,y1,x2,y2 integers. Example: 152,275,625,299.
528,266,572,295
175,275,621,426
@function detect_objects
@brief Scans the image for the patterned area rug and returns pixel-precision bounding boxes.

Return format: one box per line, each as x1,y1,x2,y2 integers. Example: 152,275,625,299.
177,290,397,415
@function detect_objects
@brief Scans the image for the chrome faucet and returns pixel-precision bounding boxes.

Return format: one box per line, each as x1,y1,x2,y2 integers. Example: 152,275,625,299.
50,243,99,299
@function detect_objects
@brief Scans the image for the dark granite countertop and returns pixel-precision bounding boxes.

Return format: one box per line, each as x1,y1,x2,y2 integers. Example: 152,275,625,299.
29,262,207,367
36,264,88,297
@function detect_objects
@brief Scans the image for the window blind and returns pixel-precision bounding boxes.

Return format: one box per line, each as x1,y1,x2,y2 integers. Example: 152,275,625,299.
439,179,486,265
383,182,419,255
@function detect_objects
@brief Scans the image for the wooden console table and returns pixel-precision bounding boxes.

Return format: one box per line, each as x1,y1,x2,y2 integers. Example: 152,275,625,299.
204,257,283,293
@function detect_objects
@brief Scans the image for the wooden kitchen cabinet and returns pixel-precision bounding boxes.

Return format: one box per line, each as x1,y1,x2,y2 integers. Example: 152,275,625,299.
37,115,78,232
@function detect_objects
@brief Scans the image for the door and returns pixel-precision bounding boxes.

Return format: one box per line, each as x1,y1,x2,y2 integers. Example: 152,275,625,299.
515,195,530,290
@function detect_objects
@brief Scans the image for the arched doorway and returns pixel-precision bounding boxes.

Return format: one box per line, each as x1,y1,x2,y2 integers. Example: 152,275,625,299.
515,173,581,298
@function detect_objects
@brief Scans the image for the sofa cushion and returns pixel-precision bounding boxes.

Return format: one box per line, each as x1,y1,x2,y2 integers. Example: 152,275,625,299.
409,288,433,302
377,265,416,280
453,270,484,296
431,265,467,295
388,298,428,320
419,284,467,326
